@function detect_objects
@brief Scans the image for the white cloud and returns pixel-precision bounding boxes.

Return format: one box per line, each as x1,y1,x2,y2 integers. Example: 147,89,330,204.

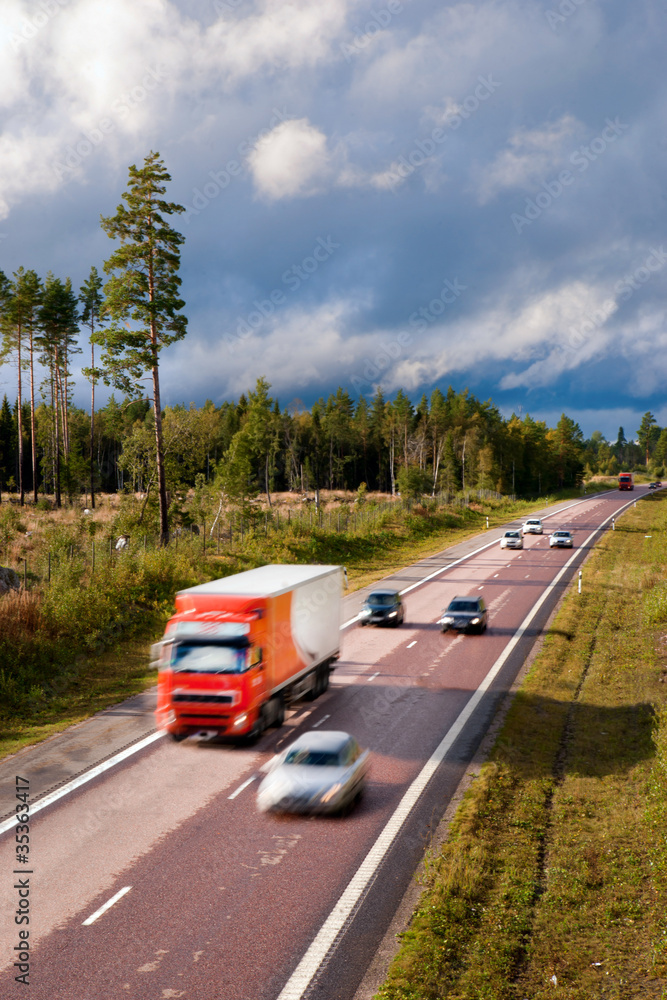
350,281,619,396
246,118,398,199
247,119,333,200
476,115,582,203
208,0,351,82
164,299,361,401
0,0,355,215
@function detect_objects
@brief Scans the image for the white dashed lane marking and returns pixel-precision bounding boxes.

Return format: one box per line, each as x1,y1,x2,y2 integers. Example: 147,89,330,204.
228,776,257,800
82,887,132,926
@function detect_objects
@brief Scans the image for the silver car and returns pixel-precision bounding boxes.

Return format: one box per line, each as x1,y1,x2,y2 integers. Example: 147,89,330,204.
500,530,523,549
522,518,543,535
256,731,369,815
549,530,573,548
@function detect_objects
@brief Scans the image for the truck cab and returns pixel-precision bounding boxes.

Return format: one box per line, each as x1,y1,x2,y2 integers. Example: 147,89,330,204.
154,565,342,742
155,618,268,740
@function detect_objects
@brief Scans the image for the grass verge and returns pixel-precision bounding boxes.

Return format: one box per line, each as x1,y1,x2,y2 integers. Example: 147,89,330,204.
377,493,667,999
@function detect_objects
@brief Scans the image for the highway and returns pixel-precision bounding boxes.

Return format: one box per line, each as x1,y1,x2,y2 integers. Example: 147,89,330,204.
0,487,645,999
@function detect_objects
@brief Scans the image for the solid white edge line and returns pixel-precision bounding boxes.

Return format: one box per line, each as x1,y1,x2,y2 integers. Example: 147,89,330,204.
0,731,165,837
275,494,638,1000
82,885,132,926
228,775,257,800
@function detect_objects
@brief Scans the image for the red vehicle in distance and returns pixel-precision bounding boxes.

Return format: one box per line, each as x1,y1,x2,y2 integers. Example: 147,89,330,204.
618,473,634,490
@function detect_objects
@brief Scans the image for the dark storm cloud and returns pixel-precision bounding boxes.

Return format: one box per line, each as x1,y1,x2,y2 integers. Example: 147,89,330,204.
1,0,666,440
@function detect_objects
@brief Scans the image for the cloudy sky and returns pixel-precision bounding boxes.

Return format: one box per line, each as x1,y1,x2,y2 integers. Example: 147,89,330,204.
1,0,666,438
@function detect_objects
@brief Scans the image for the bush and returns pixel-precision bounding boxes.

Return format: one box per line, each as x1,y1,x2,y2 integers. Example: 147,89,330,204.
0,506,26,550
396,465,433,502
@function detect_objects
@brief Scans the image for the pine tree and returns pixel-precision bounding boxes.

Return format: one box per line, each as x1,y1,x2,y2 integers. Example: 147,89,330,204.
79,266,107,508
1,268,43,504
38,275,80,506
99,152,187,544
0,274,8,500
637,412,658,467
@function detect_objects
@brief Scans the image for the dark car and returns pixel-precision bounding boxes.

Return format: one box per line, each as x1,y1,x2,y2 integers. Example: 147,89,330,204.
359,589,405,627
438,596,488,634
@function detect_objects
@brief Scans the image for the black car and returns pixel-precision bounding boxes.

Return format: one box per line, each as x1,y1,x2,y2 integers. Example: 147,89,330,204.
438,596,488,634
359,590,405,627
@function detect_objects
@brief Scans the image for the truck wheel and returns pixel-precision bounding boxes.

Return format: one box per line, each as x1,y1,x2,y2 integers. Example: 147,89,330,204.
311,663,329,698
271,695,285,729
170,731,187,742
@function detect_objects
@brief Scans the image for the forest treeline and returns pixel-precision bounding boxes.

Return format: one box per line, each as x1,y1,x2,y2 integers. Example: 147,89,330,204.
0,374,663,509
2,153,664,523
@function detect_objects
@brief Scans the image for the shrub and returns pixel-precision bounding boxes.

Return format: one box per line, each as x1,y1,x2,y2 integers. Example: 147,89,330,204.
0,506,26,550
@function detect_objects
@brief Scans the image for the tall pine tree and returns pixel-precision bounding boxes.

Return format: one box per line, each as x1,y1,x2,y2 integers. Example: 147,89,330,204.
79,266,107,508
98,152,187,544
1,268,43,504
38,275,80,507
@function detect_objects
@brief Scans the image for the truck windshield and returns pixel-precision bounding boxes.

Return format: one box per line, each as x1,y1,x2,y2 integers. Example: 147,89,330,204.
171,643,246,674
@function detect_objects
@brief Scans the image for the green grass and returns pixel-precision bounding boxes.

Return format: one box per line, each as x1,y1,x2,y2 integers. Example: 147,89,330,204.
377,493,667,999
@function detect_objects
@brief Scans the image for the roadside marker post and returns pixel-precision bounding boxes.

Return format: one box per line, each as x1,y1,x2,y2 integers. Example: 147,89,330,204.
578,570,582,594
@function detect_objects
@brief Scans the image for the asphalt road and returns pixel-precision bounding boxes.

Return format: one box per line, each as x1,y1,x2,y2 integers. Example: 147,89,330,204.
0,487,646,999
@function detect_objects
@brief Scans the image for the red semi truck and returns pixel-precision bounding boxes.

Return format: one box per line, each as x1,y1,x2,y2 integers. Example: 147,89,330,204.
154,564,342,741
618,473,634,490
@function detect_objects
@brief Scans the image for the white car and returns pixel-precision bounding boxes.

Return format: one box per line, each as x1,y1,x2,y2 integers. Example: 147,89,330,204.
257,731,369,815
522,518,543,535
500,530,523,549
549,530,573,548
